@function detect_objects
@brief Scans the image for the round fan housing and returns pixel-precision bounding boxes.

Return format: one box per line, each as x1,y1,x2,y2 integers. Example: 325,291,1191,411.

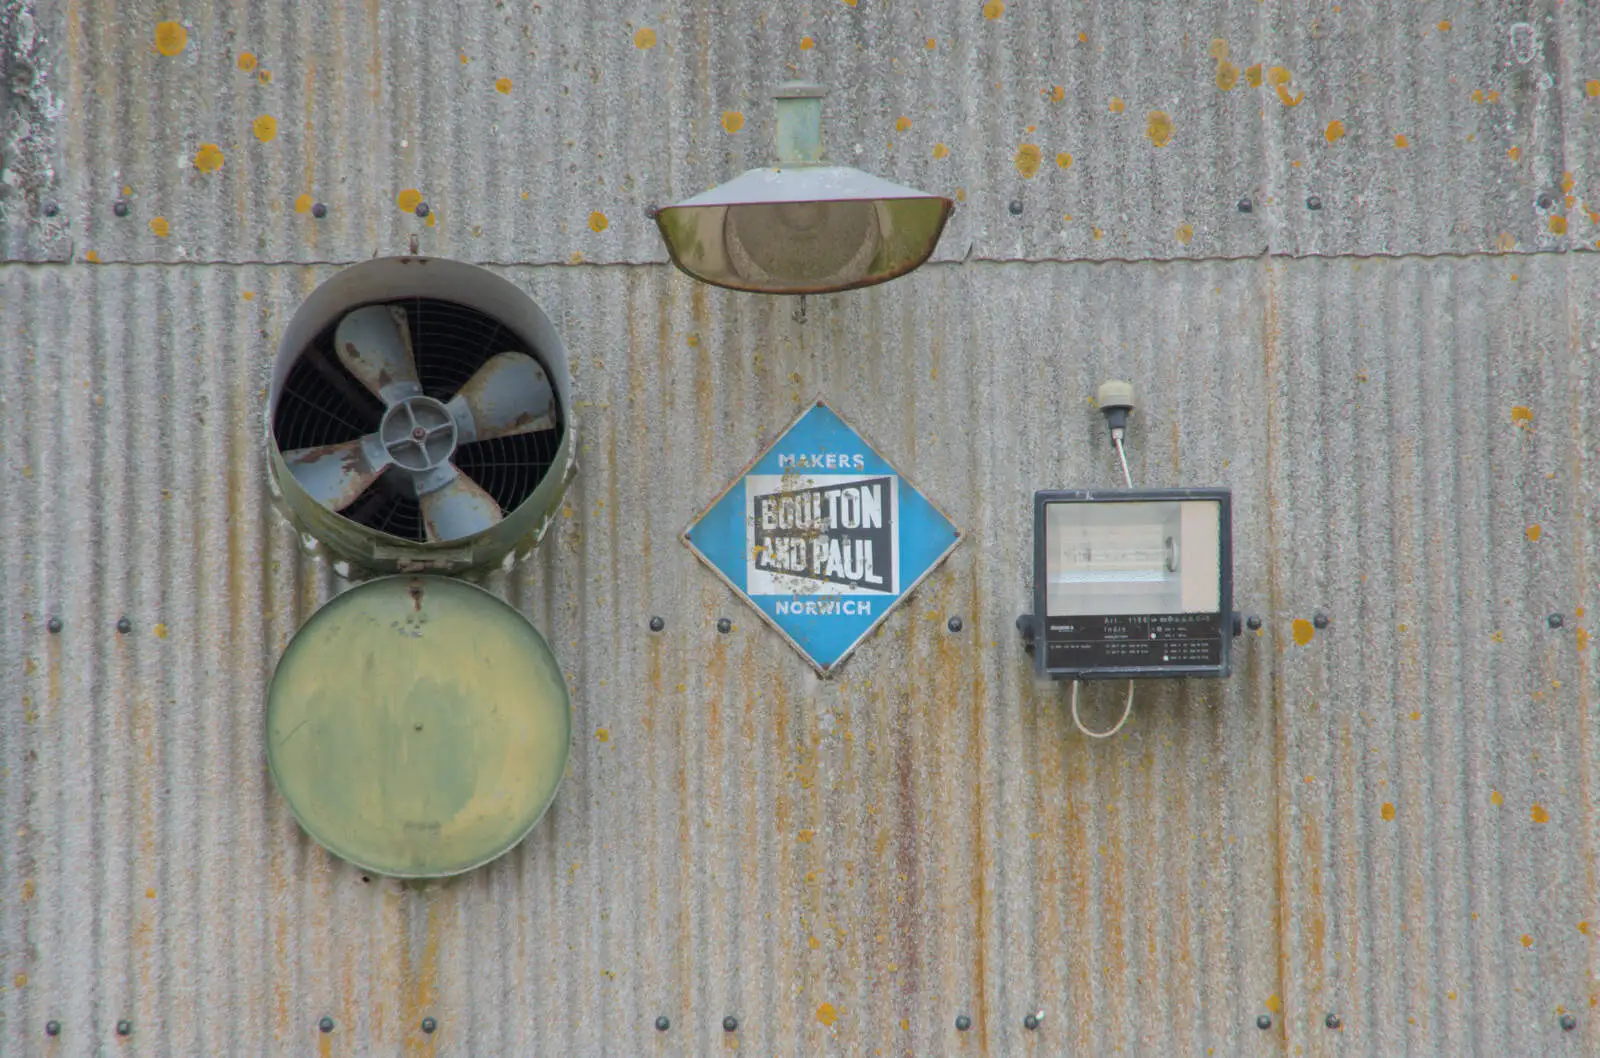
266,256,575,576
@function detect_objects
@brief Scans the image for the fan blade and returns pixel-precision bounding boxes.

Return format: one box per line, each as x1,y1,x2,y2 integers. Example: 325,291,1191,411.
419,467,503,543
446,352,556,443
334,305,423,405
284,438,389,510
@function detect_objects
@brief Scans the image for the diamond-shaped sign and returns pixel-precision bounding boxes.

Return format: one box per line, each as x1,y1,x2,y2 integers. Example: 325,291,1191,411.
684,399,962,674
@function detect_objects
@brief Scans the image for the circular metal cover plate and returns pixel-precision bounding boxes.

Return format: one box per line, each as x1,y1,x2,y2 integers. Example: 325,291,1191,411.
267,575,570,877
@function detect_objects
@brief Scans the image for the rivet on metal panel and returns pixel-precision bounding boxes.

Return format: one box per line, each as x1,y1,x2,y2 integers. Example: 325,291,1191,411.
42,201,59,217
1536,193,1554,211
116,617,132,634
47,616,62,634
723,1016,738,1032
312,202,328,219
1256,1014,1272,1030
113,200,129,217
1325,1013,1341,1029
955,1014,971,1031
1237,197,1253,213
45,1020,60,1037
1023,1011,1042,1030
116,1020,133,1036
1313,611,1330,629
414,202,431,218
319,1017,334,1033
421,1016,437,1034
655,1016,670,1031
1548,613,1564,629
717,617,732,634
1561,1014,1577,1031
1306,195,1323,211
649,616,665,632
1008,199,1023,216
645,203,661,219
1246,615,1262,630
947,616,963,633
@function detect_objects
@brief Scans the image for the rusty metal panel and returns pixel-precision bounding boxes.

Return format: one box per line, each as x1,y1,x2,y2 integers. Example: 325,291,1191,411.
2,254,1596,1055
19,0,1596,268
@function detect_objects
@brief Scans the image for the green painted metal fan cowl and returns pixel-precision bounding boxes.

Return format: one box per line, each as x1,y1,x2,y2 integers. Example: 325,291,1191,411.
266,575,572,878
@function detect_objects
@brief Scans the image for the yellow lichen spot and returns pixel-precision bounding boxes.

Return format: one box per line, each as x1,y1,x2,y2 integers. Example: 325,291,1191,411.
1050,84,1065,102
1216,60,1239,91
1078,31,1088,43
13,973,26,989
252,114,277,142
927,38,937,50
1561,172,1575,193
1014,143,1043,178
242,290,256,301
193,143,224,173
1521,934,1533,948
1395,133,1410,148
1491,790,1504,806
1549,215,1567,235
808,934,820,949
1108,96,1125,114
149,217,170,238
237,52,258,72
1577,628,1590,650
1508,146,1521,161
895,116,912,132
397,188,423,213
1145,111,1174,147
145,887,157,898
1531,804,1550,823
1056,152,1073,169
686,333,699,347
721,110,745,134
1381,802,1396,821
635,27,657,49
1176,223,1194,245
595,727,609,742
955,188,965,202
588,210,609,233
425,212,436,228
21,879,35,900
842,0,857,5
1092,227,1103,240
817,1003,838,1027
797,828,814,842
1437,20,1451,32
1276,85,1304,107
1472,89,1485,104
1496,232,1517,252
1266,994,1281,1014
495,77,513,94
1409,710,1422,721
155,21,187,57
1267,66,1292,87
799,35,816,51
932,143,949,159
983,0,1004,20
1325,119,1346,143
1587,80,1600,97
459,53,470,64
1526,524,1542,541
1580,922,1590,935
1208,39,1229,60
1292,618,1314,645
257,69,272,85
1245,63,1263,88
154,623,169,641
294,193,312,214
569,250,584,264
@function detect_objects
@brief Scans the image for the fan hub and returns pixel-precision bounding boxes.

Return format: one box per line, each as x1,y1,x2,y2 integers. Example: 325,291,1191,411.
380,395,457,472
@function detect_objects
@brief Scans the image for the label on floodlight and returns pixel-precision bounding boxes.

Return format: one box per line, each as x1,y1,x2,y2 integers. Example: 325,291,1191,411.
684,400,960,674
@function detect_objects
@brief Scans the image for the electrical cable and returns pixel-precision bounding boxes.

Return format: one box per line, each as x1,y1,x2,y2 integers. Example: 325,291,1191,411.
1070,430,1138,739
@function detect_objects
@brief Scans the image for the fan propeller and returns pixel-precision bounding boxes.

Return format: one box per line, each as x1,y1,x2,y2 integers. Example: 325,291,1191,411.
283,305,557,544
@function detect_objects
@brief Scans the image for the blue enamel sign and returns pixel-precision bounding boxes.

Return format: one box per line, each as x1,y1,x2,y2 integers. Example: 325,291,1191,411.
684,400,962,674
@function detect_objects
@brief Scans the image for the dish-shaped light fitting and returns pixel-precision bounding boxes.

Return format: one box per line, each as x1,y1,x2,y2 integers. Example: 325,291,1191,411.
655,82,953,295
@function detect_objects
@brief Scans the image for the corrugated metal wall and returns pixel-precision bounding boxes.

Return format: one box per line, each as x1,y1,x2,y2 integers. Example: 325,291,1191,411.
1,1,1596,1056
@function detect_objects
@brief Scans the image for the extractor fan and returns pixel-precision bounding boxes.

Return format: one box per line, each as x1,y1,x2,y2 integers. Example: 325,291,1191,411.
266,256,575,575
283,304,555,543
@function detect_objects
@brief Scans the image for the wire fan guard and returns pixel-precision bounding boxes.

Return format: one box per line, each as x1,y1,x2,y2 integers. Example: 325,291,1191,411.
272,298,564,543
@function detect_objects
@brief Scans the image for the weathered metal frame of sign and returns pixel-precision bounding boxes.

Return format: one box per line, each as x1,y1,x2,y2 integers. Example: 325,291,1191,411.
1032,487,1234,682
683,396,964,677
